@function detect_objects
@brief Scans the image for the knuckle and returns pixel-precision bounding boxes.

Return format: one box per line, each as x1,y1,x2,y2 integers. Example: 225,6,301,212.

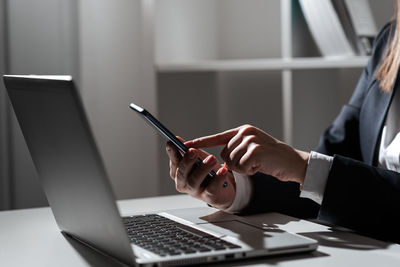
176,167,185,180
190,138,198,146
246,134,258,144
193,188,203,198
169,160,176,170
165,143,171,151
240,124,255,135
175,183,184,193
175,178,187,193
251,143,262,153
166,144,172,153
228,152,235,162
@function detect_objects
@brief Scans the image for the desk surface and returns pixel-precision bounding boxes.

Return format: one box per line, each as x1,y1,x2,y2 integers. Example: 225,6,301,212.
1,194,400,267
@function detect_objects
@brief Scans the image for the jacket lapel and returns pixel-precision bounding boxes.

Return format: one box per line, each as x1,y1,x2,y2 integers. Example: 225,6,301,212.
359,81,396,165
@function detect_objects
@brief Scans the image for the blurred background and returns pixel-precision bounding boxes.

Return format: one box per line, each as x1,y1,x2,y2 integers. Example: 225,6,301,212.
0,0,394,210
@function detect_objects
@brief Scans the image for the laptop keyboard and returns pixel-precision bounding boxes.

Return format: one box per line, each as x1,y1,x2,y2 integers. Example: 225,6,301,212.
123,214,241,257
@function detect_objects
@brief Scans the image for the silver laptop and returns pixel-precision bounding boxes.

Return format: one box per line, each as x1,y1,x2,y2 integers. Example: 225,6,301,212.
3,75,317,266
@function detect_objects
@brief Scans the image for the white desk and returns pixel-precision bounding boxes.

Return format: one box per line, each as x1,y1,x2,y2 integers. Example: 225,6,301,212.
1,195,400,267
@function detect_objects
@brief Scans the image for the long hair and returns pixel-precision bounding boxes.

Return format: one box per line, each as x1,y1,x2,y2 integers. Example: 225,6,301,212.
377,0,400,92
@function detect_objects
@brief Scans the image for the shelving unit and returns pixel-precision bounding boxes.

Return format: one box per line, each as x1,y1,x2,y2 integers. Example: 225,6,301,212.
157,57,370,72
152,0,392,195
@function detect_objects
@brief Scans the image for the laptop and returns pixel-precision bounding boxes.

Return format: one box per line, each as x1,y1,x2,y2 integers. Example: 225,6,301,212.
3,75,318,266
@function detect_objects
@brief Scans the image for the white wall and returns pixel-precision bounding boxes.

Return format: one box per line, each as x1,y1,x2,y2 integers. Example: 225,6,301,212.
369,0,395,28
8,0,78,77
155,0,218,63
6,0,78,208
79,0,159,199
291,69,361,151
155,0,281,62
4,0,159,208
216,0,281,59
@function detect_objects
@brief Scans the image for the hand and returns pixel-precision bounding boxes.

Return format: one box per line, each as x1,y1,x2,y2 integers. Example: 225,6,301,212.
186,125,309,184
166,138,236,210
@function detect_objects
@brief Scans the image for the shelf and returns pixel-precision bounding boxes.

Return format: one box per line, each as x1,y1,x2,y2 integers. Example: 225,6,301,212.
156,56,369,73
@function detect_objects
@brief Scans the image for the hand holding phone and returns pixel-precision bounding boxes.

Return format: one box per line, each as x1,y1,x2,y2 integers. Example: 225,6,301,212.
129,103,217,188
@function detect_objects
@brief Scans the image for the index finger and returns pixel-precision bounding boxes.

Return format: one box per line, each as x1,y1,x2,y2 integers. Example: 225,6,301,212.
186,127,240,149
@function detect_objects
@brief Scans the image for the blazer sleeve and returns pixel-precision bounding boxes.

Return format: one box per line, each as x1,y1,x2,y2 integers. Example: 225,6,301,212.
319,155,400,243
239,173,320,219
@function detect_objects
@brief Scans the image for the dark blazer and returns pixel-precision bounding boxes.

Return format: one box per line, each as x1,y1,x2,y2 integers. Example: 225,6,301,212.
242,23,400,244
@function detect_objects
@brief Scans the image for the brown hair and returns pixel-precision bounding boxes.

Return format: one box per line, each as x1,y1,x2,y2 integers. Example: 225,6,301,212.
377,0,400,92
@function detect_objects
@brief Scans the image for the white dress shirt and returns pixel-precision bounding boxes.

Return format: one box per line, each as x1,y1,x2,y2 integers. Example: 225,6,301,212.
226,88,400,212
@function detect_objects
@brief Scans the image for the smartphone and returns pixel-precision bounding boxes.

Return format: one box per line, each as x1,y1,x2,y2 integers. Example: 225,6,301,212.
129,103,215,187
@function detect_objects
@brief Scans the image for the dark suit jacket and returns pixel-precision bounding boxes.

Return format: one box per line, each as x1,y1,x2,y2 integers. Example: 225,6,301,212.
242,23,400,244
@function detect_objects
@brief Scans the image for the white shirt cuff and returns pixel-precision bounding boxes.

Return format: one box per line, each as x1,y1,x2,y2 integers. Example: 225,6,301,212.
300,151,333,205
224,171,253,213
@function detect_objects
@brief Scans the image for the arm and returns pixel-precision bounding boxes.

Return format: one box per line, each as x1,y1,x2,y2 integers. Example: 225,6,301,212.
305,23,400,243
187,125,321,219
226,151,329,218
319,155,400,243
239,172,320,219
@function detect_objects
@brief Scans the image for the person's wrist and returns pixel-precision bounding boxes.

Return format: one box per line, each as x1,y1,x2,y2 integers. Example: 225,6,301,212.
295,150,309,185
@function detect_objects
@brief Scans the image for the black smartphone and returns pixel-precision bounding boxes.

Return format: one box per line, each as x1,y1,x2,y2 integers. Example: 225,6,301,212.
129,103,215,187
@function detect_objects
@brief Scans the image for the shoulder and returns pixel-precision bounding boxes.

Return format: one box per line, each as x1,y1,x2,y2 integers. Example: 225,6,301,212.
374,22,392,48
347,23,393,106
368,22,393,73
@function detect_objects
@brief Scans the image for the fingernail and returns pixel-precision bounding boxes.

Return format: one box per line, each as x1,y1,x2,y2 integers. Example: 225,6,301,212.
217,167,228,175
203,155,216,165
188,148,196,159
184,140,192,146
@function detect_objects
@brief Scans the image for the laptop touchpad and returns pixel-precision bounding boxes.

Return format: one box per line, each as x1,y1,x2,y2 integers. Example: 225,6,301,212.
200,220,268,239
200,221,310,250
